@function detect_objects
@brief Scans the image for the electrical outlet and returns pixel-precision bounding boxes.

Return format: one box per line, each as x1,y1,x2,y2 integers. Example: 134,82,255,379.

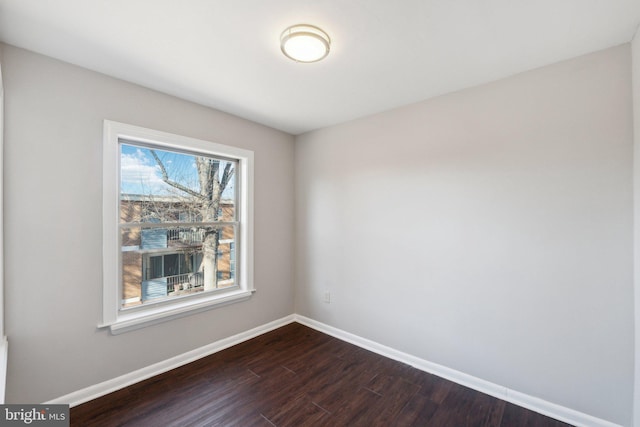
323,291,331,303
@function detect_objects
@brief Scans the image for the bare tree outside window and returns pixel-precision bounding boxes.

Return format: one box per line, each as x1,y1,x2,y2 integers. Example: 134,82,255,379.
119,142,238,308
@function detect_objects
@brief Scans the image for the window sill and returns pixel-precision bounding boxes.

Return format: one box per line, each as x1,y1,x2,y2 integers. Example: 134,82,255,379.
99,289,254,335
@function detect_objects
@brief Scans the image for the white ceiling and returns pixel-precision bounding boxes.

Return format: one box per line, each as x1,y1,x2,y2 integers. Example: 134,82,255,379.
1,1,639,135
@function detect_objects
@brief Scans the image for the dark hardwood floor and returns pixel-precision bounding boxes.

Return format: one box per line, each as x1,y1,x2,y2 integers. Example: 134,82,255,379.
71,323,574,426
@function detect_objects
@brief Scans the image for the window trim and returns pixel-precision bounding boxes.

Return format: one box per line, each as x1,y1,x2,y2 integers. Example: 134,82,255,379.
101,120,254,334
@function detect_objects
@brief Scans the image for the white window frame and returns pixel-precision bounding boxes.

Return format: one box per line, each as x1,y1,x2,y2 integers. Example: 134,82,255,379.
101,120,254,334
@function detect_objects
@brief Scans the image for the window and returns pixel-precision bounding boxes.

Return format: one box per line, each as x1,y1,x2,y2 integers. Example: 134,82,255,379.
102,121,254,334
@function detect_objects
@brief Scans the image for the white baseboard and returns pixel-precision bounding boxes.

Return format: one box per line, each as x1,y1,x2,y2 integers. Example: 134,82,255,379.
293,314,622,427
46,315,295,407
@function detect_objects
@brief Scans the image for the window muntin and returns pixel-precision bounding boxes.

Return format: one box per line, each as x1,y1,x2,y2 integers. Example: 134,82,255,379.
102,121,254,334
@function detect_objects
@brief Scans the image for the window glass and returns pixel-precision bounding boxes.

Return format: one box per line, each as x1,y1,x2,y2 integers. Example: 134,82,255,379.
119,142,238,309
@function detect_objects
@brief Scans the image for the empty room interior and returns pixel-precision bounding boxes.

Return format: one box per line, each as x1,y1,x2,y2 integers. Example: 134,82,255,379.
1,1,640,426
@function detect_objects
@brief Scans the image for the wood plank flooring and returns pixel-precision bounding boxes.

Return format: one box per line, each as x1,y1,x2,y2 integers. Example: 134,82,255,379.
71,323,574,426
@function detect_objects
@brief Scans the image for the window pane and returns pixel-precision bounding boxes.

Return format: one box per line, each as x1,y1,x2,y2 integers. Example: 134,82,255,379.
119,142,236,224
149,256,163,279
163,253,179,277
120,225,237,308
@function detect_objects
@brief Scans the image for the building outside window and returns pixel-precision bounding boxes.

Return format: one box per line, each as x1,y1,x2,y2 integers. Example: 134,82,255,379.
120,191,237,307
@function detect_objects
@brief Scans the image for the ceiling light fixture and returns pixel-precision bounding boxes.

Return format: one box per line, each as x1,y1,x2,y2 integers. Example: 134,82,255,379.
280,24,331,63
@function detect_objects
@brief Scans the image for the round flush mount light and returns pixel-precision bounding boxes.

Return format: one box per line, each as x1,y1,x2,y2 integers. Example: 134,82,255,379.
280,24,331,63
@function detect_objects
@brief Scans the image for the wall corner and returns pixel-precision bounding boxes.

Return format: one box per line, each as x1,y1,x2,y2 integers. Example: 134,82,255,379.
631,24,640,427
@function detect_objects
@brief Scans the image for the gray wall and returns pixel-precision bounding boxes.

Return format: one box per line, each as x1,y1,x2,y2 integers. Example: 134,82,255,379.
0,42,4,342
1,44,295,403
295,45,634,425
632,28,640,427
